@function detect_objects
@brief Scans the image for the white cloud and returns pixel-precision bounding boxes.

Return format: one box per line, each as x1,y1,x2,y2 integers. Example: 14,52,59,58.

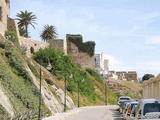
146,36,160,44
104,54,132,71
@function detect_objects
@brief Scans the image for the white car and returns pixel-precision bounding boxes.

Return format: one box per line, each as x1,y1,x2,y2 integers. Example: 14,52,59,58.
135,99,160,120
118,96,131,105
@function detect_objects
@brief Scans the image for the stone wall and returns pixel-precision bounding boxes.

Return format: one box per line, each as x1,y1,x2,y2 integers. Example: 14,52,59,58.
0,0,10,35
142,75,160,99
66,34,95,69
19,37,49,56
49,39,67,55
7,17,20,38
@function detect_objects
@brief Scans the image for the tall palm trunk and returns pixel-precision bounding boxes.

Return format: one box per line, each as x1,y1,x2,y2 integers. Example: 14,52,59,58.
25,24,28,38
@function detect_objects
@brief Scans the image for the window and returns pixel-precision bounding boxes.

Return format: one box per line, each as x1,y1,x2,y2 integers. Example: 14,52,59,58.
0,7,2,21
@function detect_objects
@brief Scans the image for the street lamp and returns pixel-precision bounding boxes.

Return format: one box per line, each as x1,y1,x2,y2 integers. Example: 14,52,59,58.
64,73,72,112
38,57,52,120
78,78,84,108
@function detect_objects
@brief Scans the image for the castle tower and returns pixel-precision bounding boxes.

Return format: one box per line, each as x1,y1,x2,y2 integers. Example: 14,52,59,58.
0,0,10,35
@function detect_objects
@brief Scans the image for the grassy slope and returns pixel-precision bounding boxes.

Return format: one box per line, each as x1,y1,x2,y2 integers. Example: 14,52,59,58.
0,35,50,119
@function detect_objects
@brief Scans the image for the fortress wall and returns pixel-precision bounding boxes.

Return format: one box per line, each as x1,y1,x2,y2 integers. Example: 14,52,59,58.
49,39,67,55
19,37,49,56
0,0,10,35
67,36,95,69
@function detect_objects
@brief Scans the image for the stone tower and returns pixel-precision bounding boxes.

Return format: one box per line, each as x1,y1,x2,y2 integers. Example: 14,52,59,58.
66,34,96,69
0,0,10,35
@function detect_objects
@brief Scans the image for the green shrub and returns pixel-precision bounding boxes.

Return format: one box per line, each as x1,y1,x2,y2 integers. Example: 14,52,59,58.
45,78,54,85
5,31,19,48
20,46,27,55
28,62,39,78
0,40,6,49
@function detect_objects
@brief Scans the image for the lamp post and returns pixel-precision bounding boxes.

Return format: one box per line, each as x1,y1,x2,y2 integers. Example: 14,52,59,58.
78,78,84,108
64,73,72,112
64,72,67,112
38,59,42,120
38,57,52,120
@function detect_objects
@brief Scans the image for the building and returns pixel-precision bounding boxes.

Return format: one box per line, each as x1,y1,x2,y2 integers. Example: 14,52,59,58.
107,71,138,82
108,71,118,80
95,53,109,76
116,71,127,80
125,71,138,82
0,0,10,35
104,59,109,74
95,53,104,74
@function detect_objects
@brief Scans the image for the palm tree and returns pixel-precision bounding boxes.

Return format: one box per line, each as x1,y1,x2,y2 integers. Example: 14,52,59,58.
16,10,37,38
40,25,57,42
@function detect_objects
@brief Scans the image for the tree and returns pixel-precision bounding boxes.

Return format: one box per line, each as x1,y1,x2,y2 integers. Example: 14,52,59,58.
40,25,57,42
16,10,37,38
142,74,155,81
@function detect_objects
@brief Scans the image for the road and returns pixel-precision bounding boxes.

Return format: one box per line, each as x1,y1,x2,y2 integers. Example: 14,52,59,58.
65,105,123,120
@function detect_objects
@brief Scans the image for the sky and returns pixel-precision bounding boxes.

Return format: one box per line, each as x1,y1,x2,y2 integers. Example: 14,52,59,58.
11,0,160,77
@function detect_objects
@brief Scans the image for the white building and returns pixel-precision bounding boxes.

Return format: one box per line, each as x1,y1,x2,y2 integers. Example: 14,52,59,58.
95,53,109,76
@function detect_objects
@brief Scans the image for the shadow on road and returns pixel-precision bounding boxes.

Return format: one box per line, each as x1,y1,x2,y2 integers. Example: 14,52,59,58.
110,108,124,120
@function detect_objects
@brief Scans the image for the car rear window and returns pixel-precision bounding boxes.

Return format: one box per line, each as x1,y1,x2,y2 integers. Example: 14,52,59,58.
143,103,160,115
120,98,130,100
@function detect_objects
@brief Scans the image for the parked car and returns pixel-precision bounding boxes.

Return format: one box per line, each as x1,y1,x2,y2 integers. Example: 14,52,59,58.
135,99,160,120
119,101,130,114
125,100,139,120
118,96,131,105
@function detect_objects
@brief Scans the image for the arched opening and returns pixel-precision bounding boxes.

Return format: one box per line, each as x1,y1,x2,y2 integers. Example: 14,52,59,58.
30,47,34,54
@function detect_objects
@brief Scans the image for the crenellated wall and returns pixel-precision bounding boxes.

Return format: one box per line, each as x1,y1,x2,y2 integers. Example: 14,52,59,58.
142,75,160,99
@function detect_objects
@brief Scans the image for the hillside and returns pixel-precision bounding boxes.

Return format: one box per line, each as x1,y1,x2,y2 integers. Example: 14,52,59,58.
0,31,142,119
107,79,142,99
0,32,120,119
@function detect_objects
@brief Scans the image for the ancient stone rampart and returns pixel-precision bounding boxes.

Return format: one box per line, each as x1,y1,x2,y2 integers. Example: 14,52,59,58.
142,75,160,99
0,0,10,35
49,39,67,55
66,34,95,69
19,37,49,56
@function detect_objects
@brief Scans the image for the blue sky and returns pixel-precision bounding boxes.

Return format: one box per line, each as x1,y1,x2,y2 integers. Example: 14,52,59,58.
11,0,160,77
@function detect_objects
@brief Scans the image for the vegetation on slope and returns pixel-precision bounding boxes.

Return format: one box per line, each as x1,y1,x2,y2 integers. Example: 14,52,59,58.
0,105,10,120
33,47,119,105
0,34,50,119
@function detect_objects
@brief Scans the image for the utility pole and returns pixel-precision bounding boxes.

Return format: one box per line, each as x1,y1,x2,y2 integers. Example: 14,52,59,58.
38,60,42,120
105,80,107,105
78,81,80,107
64,73,66,112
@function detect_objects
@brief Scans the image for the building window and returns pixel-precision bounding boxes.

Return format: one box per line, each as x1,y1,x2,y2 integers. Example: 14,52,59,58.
0,7,2,21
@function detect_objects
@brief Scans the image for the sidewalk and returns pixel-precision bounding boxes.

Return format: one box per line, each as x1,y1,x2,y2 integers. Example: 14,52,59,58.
43,108,82,120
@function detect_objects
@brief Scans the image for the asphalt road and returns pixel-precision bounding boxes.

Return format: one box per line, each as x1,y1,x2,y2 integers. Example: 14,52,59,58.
66,105,123,120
